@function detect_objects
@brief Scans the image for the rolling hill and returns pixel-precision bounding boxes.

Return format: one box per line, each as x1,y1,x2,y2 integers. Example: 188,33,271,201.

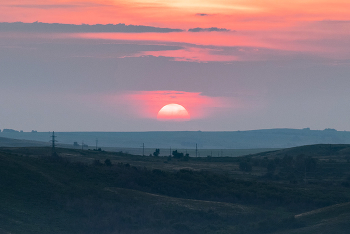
1,144,350,233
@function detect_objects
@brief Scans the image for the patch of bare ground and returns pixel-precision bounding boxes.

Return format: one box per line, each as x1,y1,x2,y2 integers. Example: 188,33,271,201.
274,202,350,234
105,187,253,215
295,202,350,219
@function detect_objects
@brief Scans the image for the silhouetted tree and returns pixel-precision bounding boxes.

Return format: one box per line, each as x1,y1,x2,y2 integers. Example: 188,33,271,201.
153,149,160,157
172,150,184,159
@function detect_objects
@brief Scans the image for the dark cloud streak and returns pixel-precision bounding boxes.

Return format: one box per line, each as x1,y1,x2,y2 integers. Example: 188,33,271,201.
196,13,209,16
188,27,232,32
0,22,183,33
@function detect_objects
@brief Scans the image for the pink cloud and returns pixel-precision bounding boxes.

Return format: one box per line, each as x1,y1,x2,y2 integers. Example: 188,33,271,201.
127,47,239,62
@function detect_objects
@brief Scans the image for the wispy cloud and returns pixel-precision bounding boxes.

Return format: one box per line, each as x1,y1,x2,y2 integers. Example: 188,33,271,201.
318,20,350,24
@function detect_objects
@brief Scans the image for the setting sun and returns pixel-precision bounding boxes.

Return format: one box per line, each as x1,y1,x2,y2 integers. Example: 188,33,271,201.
157,103,190,121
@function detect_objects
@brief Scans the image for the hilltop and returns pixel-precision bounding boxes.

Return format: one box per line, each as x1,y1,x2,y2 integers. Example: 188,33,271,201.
251,144,350,158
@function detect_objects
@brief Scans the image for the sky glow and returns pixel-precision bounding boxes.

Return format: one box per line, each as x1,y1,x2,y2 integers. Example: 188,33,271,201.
122,91,229,120
0,0,350,131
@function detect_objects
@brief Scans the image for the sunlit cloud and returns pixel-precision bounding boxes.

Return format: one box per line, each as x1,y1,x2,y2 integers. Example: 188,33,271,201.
73,28,350,61
125,0,262,12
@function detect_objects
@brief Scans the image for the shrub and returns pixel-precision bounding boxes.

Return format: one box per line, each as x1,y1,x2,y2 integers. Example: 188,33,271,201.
104,159,112,166
239,161,252,172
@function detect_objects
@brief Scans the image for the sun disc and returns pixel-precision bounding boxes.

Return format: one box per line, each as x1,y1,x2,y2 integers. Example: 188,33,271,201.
157,103,190,121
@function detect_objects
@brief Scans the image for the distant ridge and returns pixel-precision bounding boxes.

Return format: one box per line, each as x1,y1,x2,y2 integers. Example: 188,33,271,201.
1,128,350,149
0,136,49,147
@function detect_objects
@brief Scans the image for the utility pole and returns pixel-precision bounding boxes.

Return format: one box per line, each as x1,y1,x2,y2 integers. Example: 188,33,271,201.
196,143,198,157
50,131,57,157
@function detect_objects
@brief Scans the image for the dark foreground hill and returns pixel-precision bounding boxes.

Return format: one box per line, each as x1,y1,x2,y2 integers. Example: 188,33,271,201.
1,145,350,233
0,149,263,234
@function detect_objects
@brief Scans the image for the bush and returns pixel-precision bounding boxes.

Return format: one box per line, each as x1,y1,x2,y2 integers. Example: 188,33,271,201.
267,161,276,174
104,159,112,166
239,161,252,172
93,159,102,166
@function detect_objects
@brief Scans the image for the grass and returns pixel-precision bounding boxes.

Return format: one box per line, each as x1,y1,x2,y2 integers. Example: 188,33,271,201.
1,145,350,233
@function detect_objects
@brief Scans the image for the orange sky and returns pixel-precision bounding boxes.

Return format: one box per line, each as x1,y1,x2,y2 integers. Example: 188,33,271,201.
1,0,349,62
2,0,350,28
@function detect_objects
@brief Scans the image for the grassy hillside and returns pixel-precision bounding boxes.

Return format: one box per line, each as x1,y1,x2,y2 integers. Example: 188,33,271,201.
0,149,267,234
1,145,350,233
275,202,350,234
252,144,350,158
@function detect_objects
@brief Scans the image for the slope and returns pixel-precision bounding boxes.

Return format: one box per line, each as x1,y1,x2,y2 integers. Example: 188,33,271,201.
276,202,350,234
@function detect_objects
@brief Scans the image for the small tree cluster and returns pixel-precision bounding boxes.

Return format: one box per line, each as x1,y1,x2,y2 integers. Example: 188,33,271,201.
92,159,112,167
172,150,189,160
